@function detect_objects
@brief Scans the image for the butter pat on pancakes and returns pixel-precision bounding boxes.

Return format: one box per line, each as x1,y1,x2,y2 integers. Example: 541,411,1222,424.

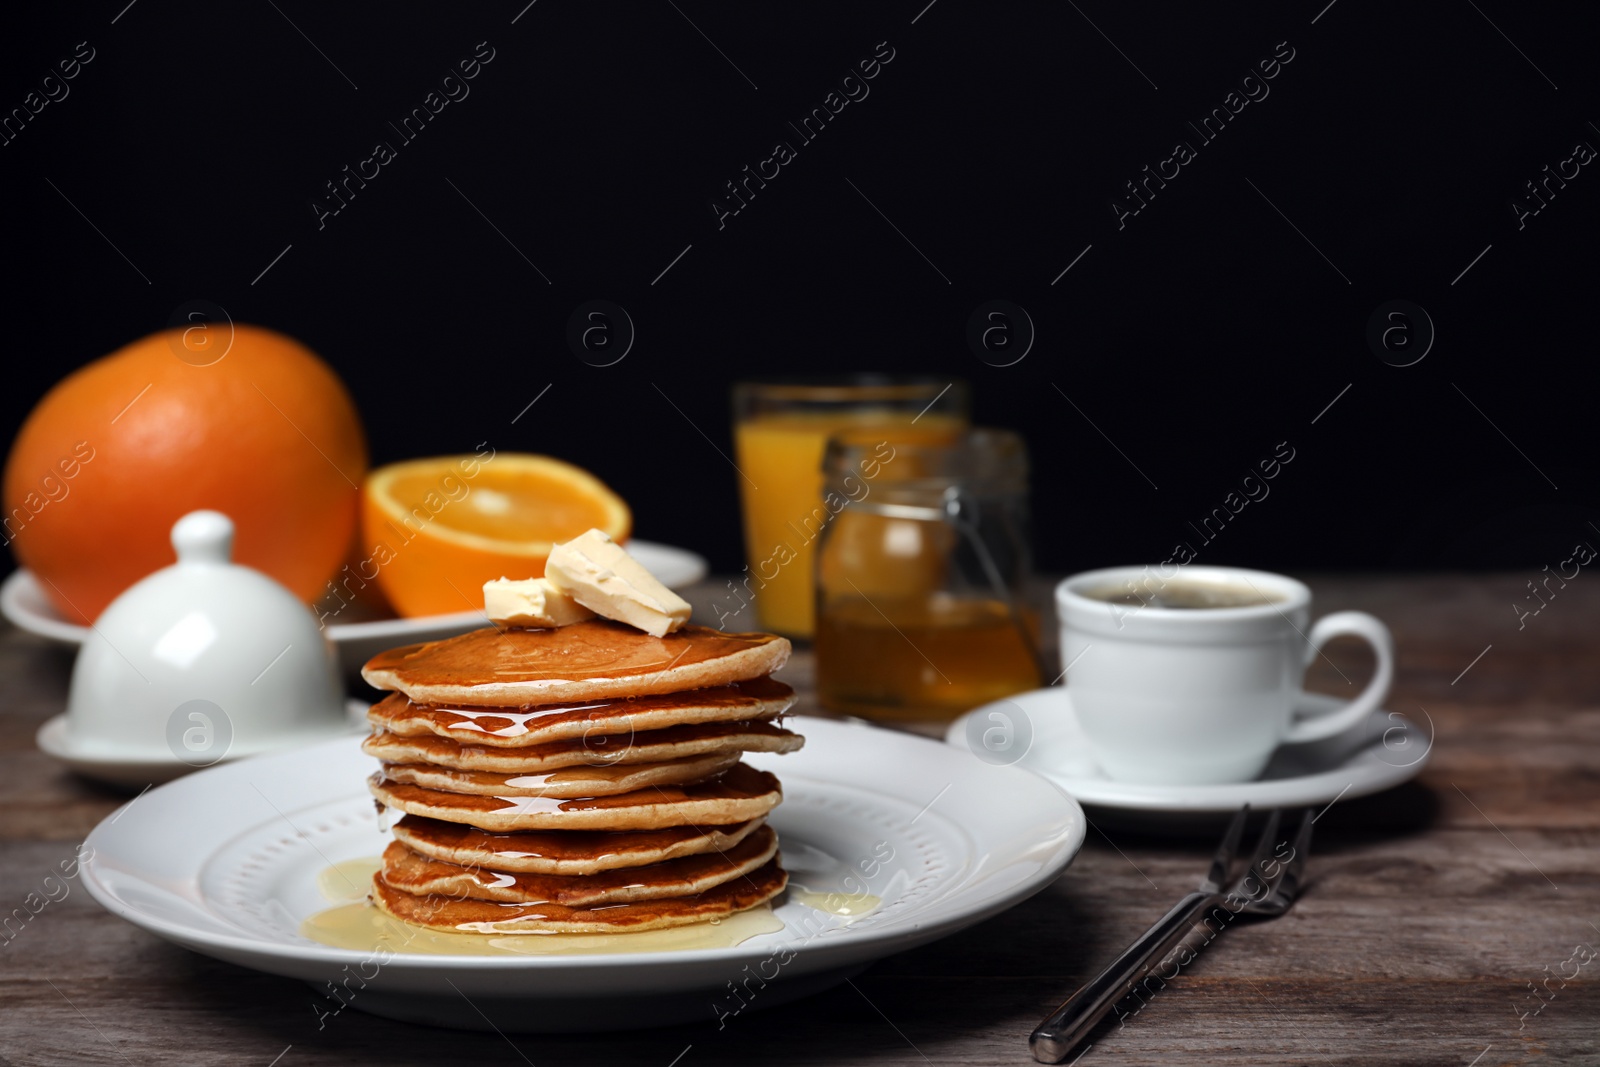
483,576,594,628
543,528,691,638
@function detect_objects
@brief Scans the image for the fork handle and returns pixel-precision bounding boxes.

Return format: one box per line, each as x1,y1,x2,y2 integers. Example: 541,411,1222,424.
1030,890,1220,1063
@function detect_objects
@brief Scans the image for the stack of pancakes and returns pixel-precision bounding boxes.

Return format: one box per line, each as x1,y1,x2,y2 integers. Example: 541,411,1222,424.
359,619,801,934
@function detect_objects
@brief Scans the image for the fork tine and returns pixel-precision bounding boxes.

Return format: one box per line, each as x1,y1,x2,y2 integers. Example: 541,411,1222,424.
1273,810,1315,902
1203,805,1250,893
1249,809,1283,868
1236,809,1283,902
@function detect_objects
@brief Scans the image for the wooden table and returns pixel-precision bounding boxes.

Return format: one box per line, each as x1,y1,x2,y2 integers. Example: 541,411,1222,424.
2,574,1597,1066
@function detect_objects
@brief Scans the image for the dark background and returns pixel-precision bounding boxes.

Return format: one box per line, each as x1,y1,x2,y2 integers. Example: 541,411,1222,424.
5,0,1597,578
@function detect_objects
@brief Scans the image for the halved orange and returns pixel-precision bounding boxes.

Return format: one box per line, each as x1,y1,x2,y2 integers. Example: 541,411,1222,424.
361,453,631,617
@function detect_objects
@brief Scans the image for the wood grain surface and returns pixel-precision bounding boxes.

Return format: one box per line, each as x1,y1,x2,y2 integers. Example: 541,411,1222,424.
1,574,1596,1066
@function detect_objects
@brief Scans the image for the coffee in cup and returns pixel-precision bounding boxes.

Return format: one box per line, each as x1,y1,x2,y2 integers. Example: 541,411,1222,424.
1056,565,1394,785
1079,580,1283,610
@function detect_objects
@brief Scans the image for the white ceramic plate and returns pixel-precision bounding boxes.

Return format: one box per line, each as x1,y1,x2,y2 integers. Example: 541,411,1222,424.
2,540,707,676
945,687,1432,814
81,716,1084,1032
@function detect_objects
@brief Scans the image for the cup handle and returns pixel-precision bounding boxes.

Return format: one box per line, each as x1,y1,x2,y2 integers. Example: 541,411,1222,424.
1282,610,1395,744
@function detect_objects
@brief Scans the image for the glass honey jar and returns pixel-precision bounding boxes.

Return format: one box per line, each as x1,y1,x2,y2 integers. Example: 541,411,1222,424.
814,427,1042,722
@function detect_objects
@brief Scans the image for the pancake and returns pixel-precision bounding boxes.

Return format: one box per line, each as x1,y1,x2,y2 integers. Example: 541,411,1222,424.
378,824,779,906
365,676,795,748
370,762,780,832
391,814,765,875
362,620,791,707
362,719,804,772
377,752,740,798
372,857,788,934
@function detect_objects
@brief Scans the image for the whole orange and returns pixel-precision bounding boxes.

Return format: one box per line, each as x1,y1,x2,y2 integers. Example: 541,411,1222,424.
4,324,367,623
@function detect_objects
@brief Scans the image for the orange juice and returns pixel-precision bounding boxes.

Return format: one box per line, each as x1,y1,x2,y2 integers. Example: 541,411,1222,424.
731,396,965,637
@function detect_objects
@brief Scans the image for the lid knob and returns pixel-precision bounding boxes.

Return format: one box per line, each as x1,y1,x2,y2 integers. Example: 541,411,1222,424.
170,510,235,564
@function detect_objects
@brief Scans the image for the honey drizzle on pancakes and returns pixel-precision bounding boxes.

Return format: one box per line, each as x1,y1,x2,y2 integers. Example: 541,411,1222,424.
390,814,765,874
362,620,789,703
366,676,795,746
367,763,782,830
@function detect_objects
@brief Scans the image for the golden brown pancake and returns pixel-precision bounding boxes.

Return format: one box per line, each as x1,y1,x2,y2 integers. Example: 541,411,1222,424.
377,752,740,798
391,815,765,875
362,719,804,772
369,763,780,832
365,676,795,748
378,825,778,906
372,857,788,934
362,620,790,707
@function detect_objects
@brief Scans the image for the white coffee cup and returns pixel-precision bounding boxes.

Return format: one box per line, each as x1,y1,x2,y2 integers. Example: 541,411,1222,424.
1055,564,1394,785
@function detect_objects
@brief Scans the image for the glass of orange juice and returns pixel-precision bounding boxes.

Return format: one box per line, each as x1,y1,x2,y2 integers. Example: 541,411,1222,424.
731,378,968,638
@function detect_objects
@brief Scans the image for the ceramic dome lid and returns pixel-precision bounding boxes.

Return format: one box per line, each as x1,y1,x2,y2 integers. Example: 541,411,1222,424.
64,510,346,764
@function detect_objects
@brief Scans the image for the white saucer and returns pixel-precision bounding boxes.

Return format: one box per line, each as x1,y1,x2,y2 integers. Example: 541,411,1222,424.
80,717,1085,1031
37,699,372,789
945,687,1432,814
2,540,707,677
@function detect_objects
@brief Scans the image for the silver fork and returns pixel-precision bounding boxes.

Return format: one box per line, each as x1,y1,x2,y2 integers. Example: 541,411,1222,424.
1030,807,1314,1063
